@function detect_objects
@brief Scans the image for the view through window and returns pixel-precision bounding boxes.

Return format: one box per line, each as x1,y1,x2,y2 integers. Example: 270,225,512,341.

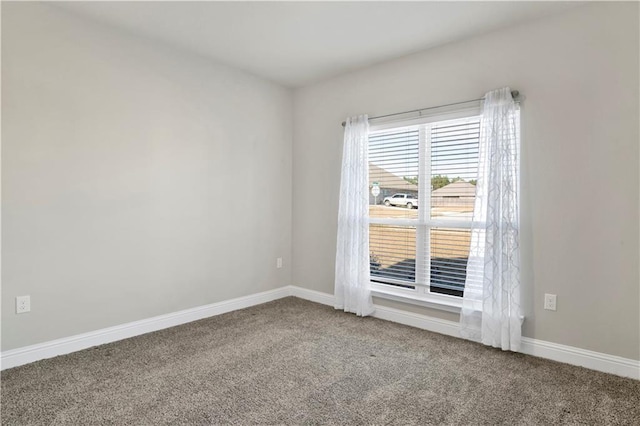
368,116,480,297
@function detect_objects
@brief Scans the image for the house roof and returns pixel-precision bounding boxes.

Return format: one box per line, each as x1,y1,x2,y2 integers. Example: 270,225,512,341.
432,180,476,197
369,163,417,191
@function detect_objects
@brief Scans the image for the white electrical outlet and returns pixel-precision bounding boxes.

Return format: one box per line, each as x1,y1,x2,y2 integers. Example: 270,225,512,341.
16,295,31,314
276,257,283,269
544,293,557,311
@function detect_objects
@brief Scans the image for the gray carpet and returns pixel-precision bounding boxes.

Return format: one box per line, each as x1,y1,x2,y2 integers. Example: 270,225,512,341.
2,297,639,425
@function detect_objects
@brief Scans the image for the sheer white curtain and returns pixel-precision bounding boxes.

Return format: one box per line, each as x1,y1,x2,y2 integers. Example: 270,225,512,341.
460,88,522,351
334,115,374,317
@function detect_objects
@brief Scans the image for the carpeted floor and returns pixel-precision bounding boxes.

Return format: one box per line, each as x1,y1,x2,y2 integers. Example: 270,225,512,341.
1,297,639,425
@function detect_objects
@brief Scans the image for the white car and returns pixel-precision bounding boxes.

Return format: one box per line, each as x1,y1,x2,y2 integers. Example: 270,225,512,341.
383,193,418,209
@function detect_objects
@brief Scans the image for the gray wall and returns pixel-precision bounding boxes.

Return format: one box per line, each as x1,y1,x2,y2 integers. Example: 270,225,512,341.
3,2,639,362
2,3,292,351
292,3,640,360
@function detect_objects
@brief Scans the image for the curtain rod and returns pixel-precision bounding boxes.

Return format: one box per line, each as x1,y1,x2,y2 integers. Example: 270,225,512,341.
341,90,520,127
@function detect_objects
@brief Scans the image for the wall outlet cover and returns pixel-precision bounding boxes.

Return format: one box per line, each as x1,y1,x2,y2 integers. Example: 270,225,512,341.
16,296,31,314
544,293,557,311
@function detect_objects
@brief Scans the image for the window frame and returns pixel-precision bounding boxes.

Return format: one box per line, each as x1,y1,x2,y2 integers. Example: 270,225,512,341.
368,106,483,312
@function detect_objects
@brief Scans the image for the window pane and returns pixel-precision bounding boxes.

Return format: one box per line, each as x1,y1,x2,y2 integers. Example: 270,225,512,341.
430,227,470,297
370,224,416,288
369,128,419,220
430,119,479,221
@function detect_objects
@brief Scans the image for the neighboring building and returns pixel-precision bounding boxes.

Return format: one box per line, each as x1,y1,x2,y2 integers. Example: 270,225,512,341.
431,180,476,206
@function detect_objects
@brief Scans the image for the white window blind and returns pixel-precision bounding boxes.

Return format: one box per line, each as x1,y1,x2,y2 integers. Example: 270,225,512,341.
368,116,480,297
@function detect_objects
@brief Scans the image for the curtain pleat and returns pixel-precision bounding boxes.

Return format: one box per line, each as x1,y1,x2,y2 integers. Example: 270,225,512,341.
335,115,374,317
460,88,522,351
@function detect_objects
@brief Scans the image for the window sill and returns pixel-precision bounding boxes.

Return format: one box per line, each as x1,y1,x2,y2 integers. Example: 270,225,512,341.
371,285,463,314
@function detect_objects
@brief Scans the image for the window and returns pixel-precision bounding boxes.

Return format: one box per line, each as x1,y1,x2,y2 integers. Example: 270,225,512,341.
368,115,481,299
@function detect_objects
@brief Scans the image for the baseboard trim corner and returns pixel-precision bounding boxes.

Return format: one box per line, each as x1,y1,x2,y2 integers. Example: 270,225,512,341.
288,285,335,306
1,286,291,371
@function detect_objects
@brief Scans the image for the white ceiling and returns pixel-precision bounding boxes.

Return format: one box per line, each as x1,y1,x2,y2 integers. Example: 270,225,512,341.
56,1,582,88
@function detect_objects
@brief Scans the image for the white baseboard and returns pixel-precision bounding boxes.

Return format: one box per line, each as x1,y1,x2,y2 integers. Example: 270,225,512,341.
290,286,640,380
288,286,335,306
1,286,290,371
520,337,640,380
372,304,461,338
288,286,461,338
3,285,638,380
